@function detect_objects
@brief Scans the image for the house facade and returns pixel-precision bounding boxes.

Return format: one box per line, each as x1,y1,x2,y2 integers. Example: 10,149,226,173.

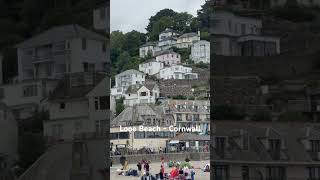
139,60,164,75
123,84,160,106
43,73,110,141
110,104,175,151
139,42,156,58
0,79,58,120
111,69,145,98
159,28,180,41
169,100,210,134
155,50,181,66
213,121,320,180
16,24,108,82
158,37,177,51
159,65,198,80
211,10,280,56
176,32,201,49
191,40,210,64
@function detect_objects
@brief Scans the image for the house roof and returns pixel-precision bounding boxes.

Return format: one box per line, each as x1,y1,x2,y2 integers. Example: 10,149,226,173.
171,133,210,141
116,69,144,77
48,72,106,101
154,50,179,57
178,32,198,39
16,24,107,48
213,121,320,163
161,28,180,34
111,105,164,126
159,37,177,42
140,42,157,47
125,83,157,94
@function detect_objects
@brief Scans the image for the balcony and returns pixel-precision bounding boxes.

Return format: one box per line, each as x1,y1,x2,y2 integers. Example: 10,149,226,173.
32,50,70,64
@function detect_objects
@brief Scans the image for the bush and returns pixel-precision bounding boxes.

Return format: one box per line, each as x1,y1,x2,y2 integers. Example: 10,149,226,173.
278,111,307,122
172,95,188,100
251,110,272,122
212,105,246,120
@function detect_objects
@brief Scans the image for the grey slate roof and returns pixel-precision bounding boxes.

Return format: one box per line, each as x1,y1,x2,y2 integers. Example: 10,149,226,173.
17,24,107,48
116,69,144,77
154,50,179,57
140,42,157,47
213,121,320,163
171,133,210,141
179,32,198,39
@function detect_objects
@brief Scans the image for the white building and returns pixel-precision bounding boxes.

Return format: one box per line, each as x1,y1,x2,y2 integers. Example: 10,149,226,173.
191,40,210,64
211,10,280,56
93,2,109,33
176,32,201,49
0,103,18,168
139,42,156,58
139,60,164,75
159,28,180,41
0,79,58,120
155,50,181,66
159,65,198,80
16,24,108,82
111,69,145,98
124,84,160,106
158,37,177,51
43,73,110,141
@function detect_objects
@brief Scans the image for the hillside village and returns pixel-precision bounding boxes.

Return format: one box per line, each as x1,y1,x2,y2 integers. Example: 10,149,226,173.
109,18,211,155
211,0,320,180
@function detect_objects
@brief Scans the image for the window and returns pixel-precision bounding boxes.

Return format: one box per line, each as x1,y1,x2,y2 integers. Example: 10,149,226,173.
82,38,87,50
311,140,320,152
110,133,119,140
94,96,110,110
242,166,249,180
99,7,106,19
307,167,320,180
269,139,281,160
51,124,63,139
95,120,107,135
0,88,4,99
60,102,66,110
140,92,147,96
177,114,182,121
102,42,106,52
266,167,286,180
119,132,129,139
134,132,145,139
241,24,246,35
22,85,38,97
213,165,228,180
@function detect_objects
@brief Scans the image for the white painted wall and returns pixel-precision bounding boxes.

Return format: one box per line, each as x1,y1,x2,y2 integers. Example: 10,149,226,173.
159,65,198,80
115,71,145,88
139,61,164,75
124,85,160,106
155,52,181,66
191,40,210,64
139,45,155,58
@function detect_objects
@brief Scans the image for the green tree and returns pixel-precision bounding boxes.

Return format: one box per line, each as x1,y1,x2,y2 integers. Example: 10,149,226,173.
148,16,175,41
146,9,178,33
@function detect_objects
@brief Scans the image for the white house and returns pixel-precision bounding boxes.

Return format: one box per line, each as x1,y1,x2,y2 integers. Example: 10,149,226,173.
191,40,210,64
158,37,177,50
0,103,18,171
139,60,164,75
124,83,160,106
43,72,110,141
176,32,201,49
111,69,145,98
159,65,198,80
93,2,109,33
139,42,156,58
16,24,108,82
159,28,180,41
155,50,181,66
211,10,280,56
0,79,58,120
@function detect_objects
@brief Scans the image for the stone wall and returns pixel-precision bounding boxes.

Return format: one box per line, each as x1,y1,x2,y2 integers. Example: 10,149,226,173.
111,152,210,165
